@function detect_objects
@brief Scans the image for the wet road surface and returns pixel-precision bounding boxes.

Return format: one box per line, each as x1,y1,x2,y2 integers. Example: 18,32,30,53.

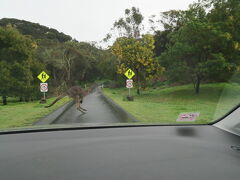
54,89,123,124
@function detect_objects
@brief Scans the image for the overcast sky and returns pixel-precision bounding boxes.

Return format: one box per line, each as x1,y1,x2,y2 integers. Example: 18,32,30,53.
1,0,195,44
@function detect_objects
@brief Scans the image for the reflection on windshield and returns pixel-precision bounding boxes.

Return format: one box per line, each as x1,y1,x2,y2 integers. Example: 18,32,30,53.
0,0,240,130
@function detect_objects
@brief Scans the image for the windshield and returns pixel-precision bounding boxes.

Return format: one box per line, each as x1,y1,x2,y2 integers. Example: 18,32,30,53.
0,0,240,131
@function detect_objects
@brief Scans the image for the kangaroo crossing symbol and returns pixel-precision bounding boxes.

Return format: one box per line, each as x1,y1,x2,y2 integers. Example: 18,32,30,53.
37,71,50,83
124,69,135,79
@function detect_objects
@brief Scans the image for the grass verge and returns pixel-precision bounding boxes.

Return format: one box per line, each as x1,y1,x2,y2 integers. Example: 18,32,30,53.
0,97,70,129
102,83,240,124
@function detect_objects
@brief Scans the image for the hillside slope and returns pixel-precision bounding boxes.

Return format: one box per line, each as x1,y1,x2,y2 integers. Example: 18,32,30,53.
0,18,72,42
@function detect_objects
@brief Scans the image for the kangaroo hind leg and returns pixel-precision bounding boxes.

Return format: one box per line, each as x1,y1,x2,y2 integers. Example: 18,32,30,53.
75,96,87,113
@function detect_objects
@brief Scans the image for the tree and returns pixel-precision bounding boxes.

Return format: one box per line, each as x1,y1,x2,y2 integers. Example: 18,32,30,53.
103,7,144,43
155,0,240,93
114,7,144,38
160,10,186,32
96,50,118,81
63,42,79,85
0,25,37,104
35,38,114,90
160,20,235,93
154,30,170,57
159,1,207,31
106,7,162,94
35,39,69,89
112,35,164,94
206,0,240,67
63,41,101,86
0,62,12,105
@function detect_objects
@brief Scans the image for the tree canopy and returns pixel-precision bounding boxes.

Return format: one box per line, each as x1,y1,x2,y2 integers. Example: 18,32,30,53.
0,25,38,104
112,34,164,94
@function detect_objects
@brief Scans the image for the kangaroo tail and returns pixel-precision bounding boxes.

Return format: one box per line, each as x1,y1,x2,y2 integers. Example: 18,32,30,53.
45,93,67,108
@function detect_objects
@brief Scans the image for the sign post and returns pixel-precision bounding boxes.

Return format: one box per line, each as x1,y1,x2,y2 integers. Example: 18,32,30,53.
37,71,50,103
126,79,133,97
124,69,135,101
40,83,48,102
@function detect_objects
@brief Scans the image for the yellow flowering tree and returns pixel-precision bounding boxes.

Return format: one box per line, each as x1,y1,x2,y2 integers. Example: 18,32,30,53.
112,34,164,94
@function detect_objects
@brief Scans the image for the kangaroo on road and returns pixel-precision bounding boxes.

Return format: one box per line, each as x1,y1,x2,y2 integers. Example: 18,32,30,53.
45,86,92,113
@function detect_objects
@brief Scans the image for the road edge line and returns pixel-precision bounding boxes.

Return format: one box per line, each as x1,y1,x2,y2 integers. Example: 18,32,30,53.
99,88,138,123
33,100,74,125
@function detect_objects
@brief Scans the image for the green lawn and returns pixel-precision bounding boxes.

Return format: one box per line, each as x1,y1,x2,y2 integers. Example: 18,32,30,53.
0,97,70,129
103,83,240,124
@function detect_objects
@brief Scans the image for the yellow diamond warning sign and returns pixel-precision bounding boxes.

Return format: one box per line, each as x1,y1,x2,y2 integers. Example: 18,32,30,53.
37,71,50,83
124,69,135,79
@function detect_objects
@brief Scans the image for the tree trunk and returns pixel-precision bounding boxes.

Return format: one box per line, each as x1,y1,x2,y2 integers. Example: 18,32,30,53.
195,76,201,94
137,88,140,95
24,97,29,102
53,68,57,86
66,58,71,83
2,96,7,105
19,97,23,102
136,69,140,95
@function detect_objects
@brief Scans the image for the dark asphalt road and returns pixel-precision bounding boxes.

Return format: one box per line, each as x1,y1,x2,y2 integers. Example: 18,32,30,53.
54,89,123,124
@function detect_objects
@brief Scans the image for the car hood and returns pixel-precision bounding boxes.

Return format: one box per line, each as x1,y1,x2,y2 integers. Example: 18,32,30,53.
0,125,239,180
